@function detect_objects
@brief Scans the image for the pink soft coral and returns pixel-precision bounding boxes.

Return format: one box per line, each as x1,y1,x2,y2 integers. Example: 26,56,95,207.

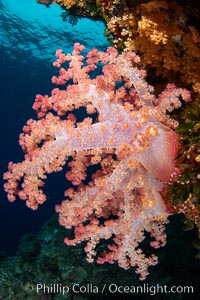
4,43,190,279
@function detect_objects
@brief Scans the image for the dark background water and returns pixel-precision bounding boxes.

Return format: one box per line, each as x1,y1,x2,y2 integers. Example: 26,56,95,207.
0,0,109,256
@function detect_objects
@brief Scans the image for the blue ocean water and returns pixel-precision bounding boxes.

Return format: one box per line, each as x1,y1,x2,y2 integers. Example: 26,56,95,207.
0,0,110,255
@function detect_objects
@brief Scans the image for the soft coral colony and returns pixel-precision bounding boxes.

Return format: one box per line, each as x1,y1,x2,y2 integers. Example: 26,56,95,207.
4,43,190,280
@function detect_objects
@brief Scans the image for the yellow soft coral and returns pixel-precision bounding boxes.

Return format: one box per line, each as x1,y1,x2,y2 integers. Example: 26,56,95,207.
54,0,76,9
107,0,200,100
